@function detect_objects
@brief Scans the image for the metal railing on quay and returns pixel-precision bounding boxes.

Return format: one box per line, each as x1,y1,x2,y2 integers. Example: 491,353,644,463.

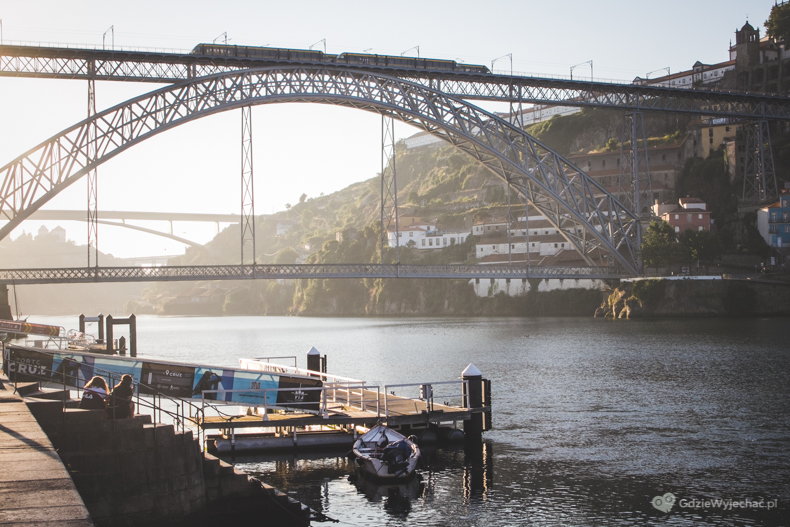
1,348,206,446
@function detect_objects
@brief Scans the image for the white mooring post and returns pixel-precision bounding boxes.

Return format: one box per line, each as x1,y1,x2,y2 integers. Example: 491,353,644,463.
307,347,321,376
462,363,484,440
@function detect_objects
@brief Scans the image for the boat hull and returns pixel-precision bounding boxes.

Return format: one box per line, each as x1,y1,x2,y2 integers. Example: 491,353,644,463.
352,425,420,480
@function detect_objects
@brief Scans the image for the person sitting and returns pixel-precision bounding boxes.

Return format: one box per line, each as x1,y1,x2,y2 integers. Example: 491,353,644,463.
79,376,109,410
106,374,134,419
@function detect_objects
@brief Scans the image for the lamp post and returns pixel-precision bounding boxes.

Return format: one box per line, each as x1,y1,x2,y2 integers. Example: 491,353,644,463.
570,59,593,81
400,45,420,58
102,25,114,50
645,67,671,85
491,53,512,75
309,38,326,53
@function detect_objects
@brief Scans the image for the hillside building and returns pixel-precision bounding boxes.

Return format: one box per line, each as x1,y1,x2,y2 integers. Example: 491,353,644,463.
757,190,790,249
652,197,712,233
386,220,470,249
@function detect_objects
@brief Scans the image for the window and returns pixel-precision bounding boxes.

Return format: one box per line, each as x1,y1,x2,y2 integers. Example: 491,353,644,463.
698,213,703,219
674,214,679,220
409,231,413,237
698,226,704,231
674,226,680,233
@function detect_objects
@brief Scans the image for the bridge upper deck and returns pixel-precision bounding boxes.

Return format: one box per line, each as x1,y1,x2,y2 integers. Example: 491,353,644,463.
1,43,788,120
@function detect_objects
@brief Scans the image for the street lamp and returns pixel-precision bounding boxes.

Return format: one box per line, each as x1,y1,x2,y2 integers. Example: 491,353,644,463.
570,59,593,81
401,45,420,58
102,25,114,50
491,53,512,75
309,38,326,53
645,67,670,79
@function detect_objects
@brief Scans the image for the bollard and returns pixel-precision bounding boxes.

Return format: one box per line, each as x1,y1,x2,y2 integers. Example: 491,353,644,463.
0,285,12,320
307,347,321,377
462,363,484,440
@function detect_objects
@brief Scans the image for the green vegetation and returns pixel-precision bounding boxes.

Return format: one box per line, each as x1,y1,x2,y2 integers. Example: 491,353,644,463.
641,220,683,269
641,219,724,271
766,2,790,43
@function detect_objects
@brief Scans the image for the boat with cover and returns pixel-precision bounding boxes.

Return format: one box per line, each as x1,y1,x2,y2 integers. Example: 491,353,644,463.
352,425,420,480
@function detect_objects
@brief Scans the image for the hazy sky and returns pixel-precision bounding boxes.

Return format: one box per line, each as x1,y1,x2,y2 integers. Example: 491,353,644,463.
0,0,775,258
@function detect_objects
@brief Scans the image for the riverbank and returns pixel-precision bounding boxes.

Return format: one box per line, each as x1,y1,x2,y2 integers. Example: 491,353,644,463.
597,276,790,319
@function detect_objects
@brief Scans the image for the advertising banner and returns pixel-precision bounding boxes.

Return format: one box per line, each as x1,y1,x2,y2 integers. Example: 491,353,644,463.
6,347,54,381
140,362,195,398
276,375,323,411
5,345,323,411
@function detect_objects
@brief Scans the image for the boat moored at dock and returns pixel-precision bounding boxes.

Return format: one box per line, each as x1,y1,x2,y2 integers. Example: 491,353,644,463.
352,425,420,480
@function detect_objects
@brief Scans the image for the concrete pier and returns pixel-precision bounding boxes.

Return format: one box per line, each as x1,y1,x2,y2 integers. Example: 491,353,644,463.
0,374,93,526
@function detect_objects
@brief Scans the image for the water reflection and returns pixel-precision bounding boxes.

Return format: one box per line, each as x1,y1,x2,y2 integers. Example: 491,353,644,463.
462,441,493,502
349,472,425,519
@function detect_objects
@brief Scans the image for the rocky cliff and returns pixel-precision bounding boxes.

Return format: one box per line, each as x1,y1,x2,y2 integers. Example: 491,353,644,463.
597,278,790,318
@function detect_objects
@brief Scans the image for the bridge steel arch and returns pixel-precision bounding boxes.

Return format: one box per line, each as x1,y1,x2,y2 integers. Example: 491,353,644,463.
0,66,640,273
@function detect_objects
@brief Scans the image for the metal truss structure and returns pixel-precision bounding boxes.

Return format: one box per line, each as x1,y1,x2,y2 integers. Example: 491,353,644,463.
240,105,256,265
86,78,99,267
0,263,623,285
740,121,778,205
380,115,399,262
0,66,643,273
2,45,789,120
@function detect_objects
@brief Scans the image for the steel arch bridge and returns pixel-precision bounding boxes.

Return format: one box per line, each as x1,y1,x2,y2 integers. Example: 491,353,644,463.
0,65,640,274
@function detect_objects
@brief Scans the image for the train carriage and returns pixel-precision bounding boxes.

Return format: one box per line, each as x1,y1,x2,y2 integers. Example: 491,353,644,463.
191,43,489,74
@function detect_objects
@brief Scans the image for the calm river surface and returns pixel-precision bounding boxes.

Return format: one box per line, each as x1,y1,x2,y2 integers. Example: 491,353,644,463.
34,315,790,525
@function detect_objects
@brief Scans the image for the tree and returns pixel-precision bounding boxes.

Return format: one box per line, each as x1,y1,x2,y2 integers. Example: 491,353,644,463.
679,230,722,266
641,220,684,269
766,3,790,43
299,193,307,204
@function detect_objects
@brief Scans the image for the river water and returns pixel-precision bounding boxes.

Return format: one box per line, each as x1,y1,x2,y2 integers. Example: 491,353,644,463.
32,315,790,525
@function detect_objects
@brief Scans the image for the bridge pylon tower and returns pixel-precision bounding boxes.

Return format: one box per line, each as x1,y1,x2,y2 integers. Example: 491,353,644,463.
86,75,99,268
380,114,400,264
240,105,256,265
740,120,778,205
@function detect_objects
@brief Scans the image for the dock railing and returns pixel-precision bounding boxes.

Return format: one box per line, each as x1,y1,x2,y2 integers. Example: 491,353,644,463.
199,382,382,419
383,380,468,418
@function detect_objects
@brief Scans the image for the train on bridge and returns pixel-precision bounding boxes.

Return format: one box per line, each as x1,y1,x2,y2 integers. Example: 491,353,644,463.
191,43,491,75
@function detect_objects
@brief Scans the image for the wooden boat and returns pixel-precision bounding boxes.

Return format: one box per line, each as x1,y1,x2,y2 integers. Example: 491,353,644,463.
352,425,420,480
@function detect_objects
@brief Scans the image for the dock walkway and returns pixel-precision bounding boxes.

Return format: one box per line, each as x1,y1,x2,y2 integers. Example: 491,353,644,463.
0,374,93,527
199,386,474,432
